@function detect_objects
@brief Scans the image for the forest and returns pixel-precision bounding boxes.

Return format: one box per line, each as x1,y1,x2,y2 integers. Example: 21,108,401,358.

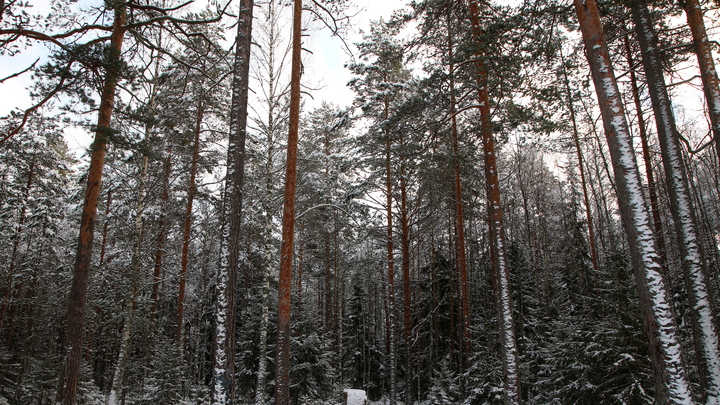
1,0,720,403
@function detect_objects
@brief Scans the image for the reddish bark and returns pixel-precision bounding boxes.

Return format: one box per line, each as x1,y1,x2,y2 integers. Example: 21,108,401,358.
274,0,302,402
177,99,204,342
467,1,521,401
56,5,126,405
680,0,720,166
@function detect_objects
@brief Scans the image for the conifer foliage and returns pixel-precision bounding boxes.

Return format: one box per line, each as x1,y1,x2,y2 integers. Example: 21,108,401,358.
1,0,720,403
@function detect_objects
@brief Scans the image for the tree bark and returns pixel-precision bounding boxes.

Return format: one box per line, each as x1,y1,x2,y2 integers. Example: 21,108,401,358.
255,215,272,405
680,0,720,166
573,0,692,401
623,34,667,265
213,0,253,403
274,0,301,402
56,5,126,404
384,102,398,405
448,25,472,362
631,2,720,399
99,189,112,267
177,98,204,343
466,1,521,402
560,50,600,278
151,155,171,327
399,163,412,404
107,108,151,405
0,157,34,332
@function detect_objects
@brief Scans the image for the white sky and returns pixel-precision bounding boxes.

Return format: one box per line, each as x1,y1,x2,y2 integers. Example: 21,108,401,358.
304,0,406,109
2,1,717,157
0,0,406,156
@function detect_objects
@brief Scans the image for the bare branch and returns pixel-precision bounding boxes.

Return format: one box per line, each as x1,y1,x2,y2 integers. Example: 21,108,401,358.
1,61,75,143
0,57,38,83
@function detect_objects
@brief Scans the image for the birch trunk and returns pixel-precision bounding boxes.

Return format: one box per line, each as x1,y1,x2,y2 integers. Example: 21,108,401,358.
631,2,720,400
107,104,152,405
255,219,271,405
213,0,253,403
574,0,692,401
56,6,126,404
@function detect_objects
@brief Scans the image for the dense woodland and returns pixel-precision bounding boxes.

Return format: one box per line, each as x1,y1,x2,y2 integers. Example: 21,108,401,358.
1,0,720,403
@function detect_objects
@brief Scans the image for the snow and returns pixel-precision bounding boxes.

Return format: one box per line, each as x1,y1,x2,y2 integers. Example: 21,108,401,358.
578,7,694,401
343,389,367,405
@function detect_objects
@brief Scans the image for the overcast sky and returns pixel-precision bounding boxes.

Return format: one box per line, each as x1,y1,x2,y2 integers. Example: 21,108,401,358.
0,0,406,154
305,0,406,109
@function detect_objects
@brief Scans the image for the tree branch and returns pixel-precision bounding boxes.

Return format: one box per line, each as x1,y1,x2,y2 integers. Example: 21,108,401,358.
1,61,74,143
0,57,38,83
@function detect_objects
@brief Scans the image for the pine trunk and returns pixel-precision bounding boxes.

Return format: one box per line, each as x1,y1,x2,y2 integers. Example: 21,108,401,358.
680,0,720,165
274,0,301,402
573,0,692,401
177,99,204,343
151,155,171,327
56,6,126,404
448,30,472,360
466,1,521,402
213,0,253,403
400,164,412,404
384,103,398,405
631,2,720,400
623,34,667,265
560,50,600,277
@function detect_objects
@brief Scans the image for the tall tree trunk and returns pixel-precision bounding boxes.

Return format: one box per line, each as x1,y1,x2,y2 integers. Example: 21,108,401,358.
631,2,720,399
177,99,205,343
399,163,412,404
255,213,272,405
151,154,171,327
573,0,693,401
107,112,151,405
384,102,398,405
56,6,126,404
560,50,600,278
448,25,472,362
214,0,253,403
623,34,667,265
274,0,301,402
0,157,34,331
466,1,521,402
680,0,720,165
99,189,112,267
